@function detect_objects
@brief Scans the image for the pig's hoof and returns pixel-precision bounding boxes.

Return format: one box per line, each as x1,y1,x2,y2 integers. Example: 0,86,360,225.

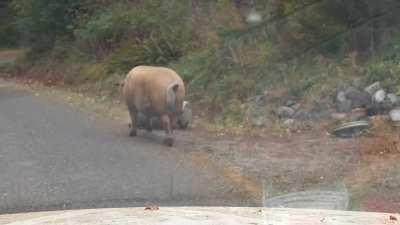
163,137,174,147
129,129,137,137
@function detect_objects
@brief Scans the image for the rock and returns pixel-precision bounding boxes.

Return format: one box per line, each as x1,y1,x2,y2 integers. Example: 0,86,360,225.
277,106,295,118
352,77,364,89
390,108,400,121
367,103,385,116
291,103,301,111
382,101,394,111
364,82,381,95
247,95,266,107
336,91,347,103
283,119,295,127
309,103,331,120
372,89,386,103
293,110,310,120
285,99,296,107
345,87,371,108
345,86,358,95
336,100,352,113
387,93,398,105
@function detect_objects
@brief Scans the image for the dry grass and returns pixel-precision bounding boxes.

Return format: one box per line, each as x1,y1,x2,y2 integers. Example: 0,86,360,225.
360,116,400,156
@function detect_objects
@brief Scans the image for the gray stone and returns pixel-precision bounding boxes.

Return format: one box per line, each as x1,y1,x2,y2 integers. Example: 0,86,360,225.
336,100,352,113
336,91,347,103
286,99,297,107
366,103,385,116
364,82,381,95
291,103,301,111
387,93,398,105
309,102,331,119
277,106,295,118
283,119,295,127
372,89,386,103
352,77,364,89
345,87,371,108
247,95,266,107
345,86,358,95
294,110,310,120
390,108,400,121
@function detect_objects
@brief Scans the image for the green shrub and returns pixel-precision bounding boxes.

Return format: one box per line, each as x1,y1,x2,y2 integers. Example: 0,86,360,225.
74,8,133,55
0,2,19,48
171,50,219,99
366,60,400,89
106,26,197,74
75,1,199,72
12,0,80,51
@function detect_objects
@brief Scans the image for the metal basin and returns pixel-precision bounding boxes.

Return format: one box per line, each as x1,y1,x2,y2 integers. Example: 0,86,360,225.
331,120,370,138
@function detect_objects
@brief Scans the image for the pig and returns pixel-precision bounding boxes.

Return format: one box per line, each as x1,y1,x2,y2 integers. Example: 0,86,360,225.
122,65,185,146
135,100,192,130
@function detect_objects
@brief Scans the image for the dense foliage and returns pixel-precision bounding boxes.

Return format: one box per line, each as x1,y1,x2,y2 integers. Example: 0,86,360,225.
0,0,19,47
1,0,400,122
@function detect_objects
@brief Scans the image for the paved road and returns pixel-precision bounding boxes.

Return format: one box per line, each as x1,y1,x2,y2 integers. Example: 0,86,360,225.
0,83,251,214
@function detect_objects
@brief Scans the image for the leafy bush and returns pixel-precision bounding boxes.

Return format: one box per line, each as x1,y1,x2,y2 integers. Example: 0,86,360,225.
366,59,400,89
74,8,133,56
11,0,80,51
0,2,19,48
171,49,219,100
75,1,199,72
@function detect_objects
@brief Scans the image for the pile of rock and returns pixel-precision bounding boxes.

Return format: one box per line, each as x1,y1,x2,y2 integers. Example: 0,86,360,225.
245,93,305,128
334,82,399,120
244,82,400,129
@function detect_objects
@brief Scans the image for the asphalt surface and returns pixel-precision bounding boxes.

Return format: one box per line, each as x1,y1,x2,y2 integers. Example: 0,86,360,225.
0,83,251,214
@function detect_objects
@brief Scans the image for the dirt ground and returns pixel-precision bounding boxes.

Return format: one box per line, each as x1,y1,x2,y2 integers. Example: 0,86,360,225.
1,74,400,213
0,50,22,65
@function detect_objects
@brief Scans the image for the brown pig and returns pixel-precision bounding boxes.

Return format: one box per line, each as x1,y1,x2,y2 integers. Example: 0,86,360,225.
122,66,185,146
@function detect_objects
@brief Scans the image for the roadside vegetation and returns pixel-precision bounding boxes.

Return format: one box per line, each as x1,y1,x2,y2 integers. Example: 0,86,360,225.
1,1,400,212
1,0,400,127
